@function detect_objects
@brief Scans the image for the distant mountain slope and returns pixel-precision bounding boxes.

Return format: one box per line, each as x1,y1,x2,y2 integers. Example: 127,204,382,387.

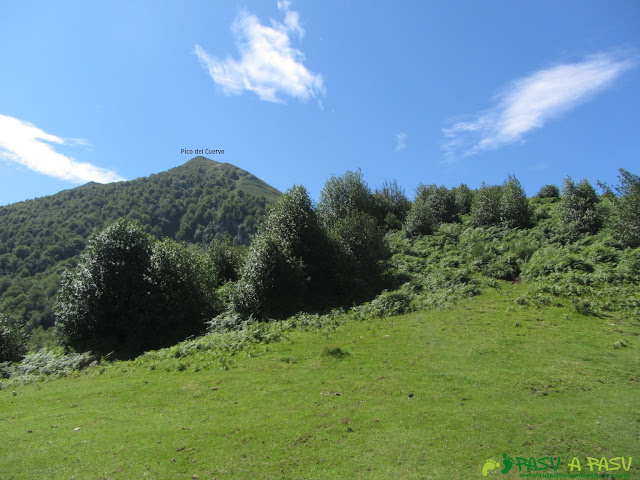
0,157,281,328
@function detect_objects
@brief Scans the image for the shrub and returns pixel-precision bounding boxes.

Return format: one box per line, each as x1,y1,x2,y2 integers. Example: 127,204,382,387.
453,183,473,216
232,229,307,319
318,170,376,229
481,253,520,280
232,186,333,318
404,195,436,236
471,183,502,226
351,289,413,319
560,177,601,236
374,179,411,229
522,245,595,280
5,348,93,380
610,169,640,248
331,211,387,298
616,247,640,283
56,219,216,356
572,299,595,316
500,175,531,228
537,184,560,198
207,236,242,286
0,313,26,363
207,312,251,333
148,239,218,345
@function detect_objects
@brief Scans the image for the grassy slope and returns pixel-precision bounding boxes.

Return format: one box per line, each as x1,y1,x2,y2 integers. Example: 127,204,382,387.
1,282,638,479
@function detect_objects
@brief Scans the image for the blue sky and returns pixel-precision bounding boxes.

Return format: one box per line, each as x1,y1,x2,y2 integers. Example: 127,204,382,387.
1,1,639,206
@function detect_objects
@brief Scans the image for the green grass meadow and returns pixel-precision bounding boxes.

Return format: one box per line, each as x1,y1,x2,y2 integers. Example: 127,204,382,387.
1,282,638,479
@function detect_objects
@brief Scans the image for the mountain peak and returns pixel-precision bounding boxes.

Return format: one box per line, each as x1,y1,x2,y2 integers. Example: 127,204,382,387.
182,156,223,167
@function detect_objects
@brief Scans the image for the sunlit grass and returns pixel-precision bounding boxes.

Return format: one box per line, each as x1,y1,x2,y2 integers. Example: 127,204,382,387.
1,282,638,479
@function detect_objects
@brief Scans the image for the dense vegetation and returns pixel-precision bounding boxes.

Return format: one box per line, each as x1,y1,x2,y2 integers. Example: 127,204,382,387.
0,164,638,366
0,157,281,335
55,220,218,356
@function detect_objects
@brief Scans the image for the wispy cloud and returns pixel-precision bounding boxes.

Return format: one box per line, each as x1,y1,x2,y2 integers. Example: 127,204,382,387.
395,132,408,152
0,114,124,183
442,51,636,162
195,1,325,104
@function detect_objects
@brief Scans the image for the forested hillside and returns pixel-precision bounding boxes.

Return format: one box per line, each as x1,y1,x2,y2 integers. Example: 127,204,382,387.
1,165,638,366
0,157,281,331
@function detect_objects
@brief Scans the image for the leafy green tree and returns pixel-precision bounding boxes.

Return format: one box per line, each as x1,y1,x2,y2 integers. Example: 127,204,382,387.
207,235,243,286
404,193,436,236
56,219,216,355
148,239,218,345
317,172,388,298
232,234,306,319
318,170,376,228
232,186,332,318
330,211,386,297
56,219,156,354
0,313,26,362
471,183,502,226
404,184,457,236
560,177,601,235
453,183,473,216
536,184,560,198
471,177,530,228
500,175,531,228
374,179,411,230
610,169,640,248
424,185,457,225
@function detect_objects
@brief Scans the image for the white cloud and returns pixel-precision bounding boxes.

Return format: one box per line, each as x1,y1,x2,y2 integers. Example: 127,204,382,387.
442,51,636,162
0,114,124,183
195,2,325,103
395,132,408,152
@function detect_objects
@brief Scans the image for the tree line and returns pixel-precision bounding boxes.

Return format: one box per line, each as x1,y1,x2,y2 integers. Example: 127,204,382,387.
1,168,638,362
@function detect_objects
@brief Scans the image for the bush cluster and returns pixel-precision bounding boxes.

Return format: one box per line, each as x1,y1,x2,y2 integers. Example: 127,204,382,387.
471,176,531,228
56,219,217,356
233,176,388,319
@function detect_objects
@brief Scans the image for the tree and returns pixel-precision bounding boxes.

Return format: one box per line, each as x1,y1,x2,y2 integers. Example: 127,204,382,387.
207,235,242,286
500,175,531,228
317,172,388,299
404,194,436,236
374,179,411,230
404,184,456,236
471,177,530,228
318,170,376,228
453,183,473,216
610,169,640,248
471,183,502,226
56,219,154,355
0,313,26,362
56,219,216,355
330,211,387,298
424,185,457,225
536,184,560,198
148,239,218,346
560,177,601,236
232,186,333,318
232,233,306,319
